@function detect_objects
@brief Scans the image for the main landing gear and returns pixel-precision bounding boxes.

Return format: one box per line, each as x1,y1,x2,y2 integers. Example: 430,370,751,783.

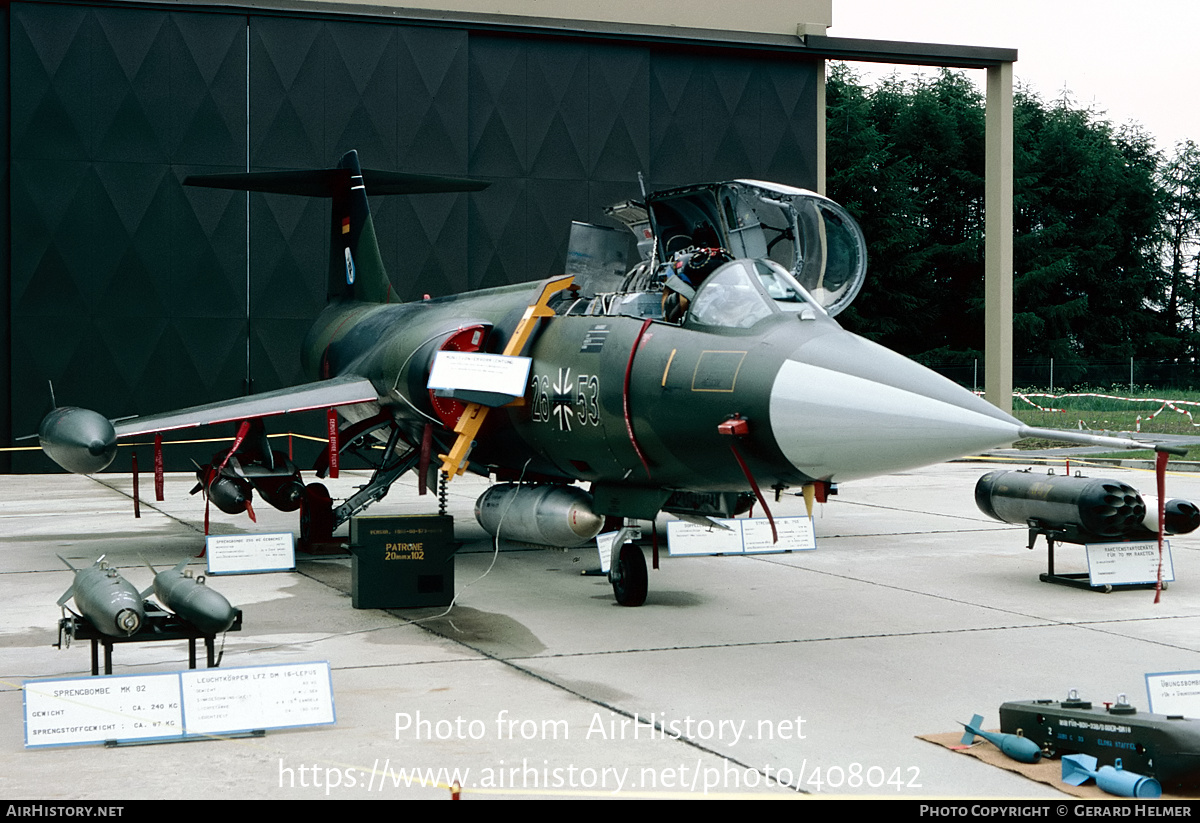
299,417,419,549
299,482,334,545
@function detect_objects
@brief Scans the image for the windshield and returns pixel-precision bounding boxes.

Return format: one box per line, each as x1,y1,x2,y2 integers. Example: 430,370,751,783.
687,260,806,328
752,258,817,313
733,183,867,317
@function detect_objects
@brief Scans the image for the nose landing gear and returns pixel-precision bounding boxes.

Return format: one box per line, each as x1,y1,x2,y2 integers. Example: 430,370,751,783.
609,542,647,607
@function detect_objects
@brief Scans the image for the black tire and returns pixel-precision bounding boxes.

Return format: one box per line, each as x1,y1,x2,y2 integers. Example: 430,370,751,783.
300,482,333,543
610,543,648,607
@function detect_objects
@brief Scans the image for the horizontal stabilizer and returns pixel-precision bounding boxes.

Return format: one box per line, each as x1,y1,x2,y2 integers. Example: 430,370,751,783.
187,150,483,304
56,554,77,606
184,168,488,197
139,554,158,598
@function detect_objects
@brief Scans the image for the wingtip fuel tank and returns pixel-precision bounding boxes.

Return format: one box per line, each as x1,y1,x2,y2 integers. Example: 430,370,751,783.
39,407,117,475
57,555,144,637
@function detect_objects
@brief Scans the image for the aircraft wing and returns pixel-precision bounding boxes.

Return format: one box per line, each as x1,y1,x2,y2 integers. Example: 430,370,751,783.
111,375,380,438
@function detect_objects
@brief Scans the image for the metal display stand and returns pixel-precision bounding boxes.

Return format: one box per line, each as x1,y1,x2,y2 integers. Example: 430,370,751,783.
1028,524,1162,593
56,602,243,675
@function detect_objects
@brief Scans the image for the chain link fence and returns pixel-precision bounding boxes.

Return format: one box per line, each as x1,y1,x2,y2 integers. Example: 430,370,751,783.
924,358,1200,435
927,359,1200,394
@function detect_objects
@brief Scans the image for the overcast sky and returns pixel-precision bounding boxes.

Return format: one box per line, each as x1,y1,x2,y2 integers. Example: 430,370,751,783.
830,0,1199,152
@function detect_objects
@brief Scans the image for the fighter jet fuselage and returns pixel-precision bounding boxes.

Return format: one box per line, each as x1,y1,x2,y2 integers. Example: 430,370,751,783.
303,270,1021,520
34,151,1163,604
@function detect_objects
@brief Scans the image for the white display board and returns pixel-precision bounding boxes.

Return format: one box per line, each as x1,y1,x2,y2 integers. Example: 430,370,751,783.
181,663,335,734
427,351,531,396
1146,670,1200,717
206,531,295,575
1084,540,1174,587
667,516,815,556
25,674,183,747
24,662,334,748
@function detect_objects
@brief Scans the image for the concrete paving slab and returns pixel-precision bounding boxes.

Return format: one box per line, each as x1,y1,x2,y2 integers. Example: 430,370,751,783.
2,461,1199,800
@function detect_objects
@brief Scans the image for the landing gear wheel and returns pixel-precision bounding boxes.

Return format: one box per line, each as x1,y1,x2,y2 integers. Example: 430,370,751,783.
610,543,648,607
300,482,333,544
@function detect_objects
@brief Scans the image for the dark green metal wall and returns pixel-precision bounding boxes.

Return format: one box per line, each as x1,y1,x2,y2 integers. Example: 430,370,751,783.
5,1,817,471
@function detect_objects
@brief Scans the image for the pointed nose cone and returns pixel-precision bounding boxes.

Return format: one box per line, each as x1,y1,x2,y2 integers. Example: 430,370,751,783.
769,332,1021,481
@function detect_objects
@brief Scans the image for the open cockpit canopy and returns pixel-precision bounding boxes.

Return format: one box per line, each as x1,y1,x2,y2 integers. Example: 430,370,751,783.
565,179,868,324
644,180,867,317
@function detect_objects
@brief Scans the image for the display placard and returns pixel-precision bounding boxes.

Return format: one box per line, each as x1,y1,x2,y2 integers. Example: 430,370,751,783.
1084,540,1174,586
427,351,531,396
1146,669,1200,716
666,521,741,556
667,516,815,556
181,662,335,734
206,531,295,575
23,662,335,748
742,517,815,553
25,674,183,748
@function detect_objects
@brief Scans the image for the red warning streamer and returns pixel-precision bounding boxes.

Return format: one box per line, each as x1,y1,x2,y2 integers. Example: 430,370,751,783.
132,453,141,519
218,420,251,474
200,420,252,552
327,409,340,479
1155,449,1168,604
622,319,654,481
153,433,164,502
418,423,433,496
728,443,777,544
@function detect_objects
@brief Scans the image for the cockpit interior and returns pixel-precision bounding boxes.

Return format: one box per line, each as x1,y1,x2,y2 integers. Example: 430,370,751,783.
562,180,868,330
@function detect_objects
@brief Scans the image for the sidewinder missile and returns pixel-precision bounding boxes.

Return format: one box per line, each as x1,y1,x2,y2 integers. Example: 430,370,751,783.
475,484,604,548
142,559,236,634
39,407,117,475
1062,754,1162,798
960,713,1042,763
57,555,144,637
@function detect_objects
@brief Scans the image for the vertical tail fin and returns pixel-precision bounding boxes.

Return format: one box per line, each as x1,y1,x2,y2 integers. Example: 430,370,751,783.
1061,753,1098,786
329,150,391,303
56,554,79,607
959,714,985,745
183,151,488,305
